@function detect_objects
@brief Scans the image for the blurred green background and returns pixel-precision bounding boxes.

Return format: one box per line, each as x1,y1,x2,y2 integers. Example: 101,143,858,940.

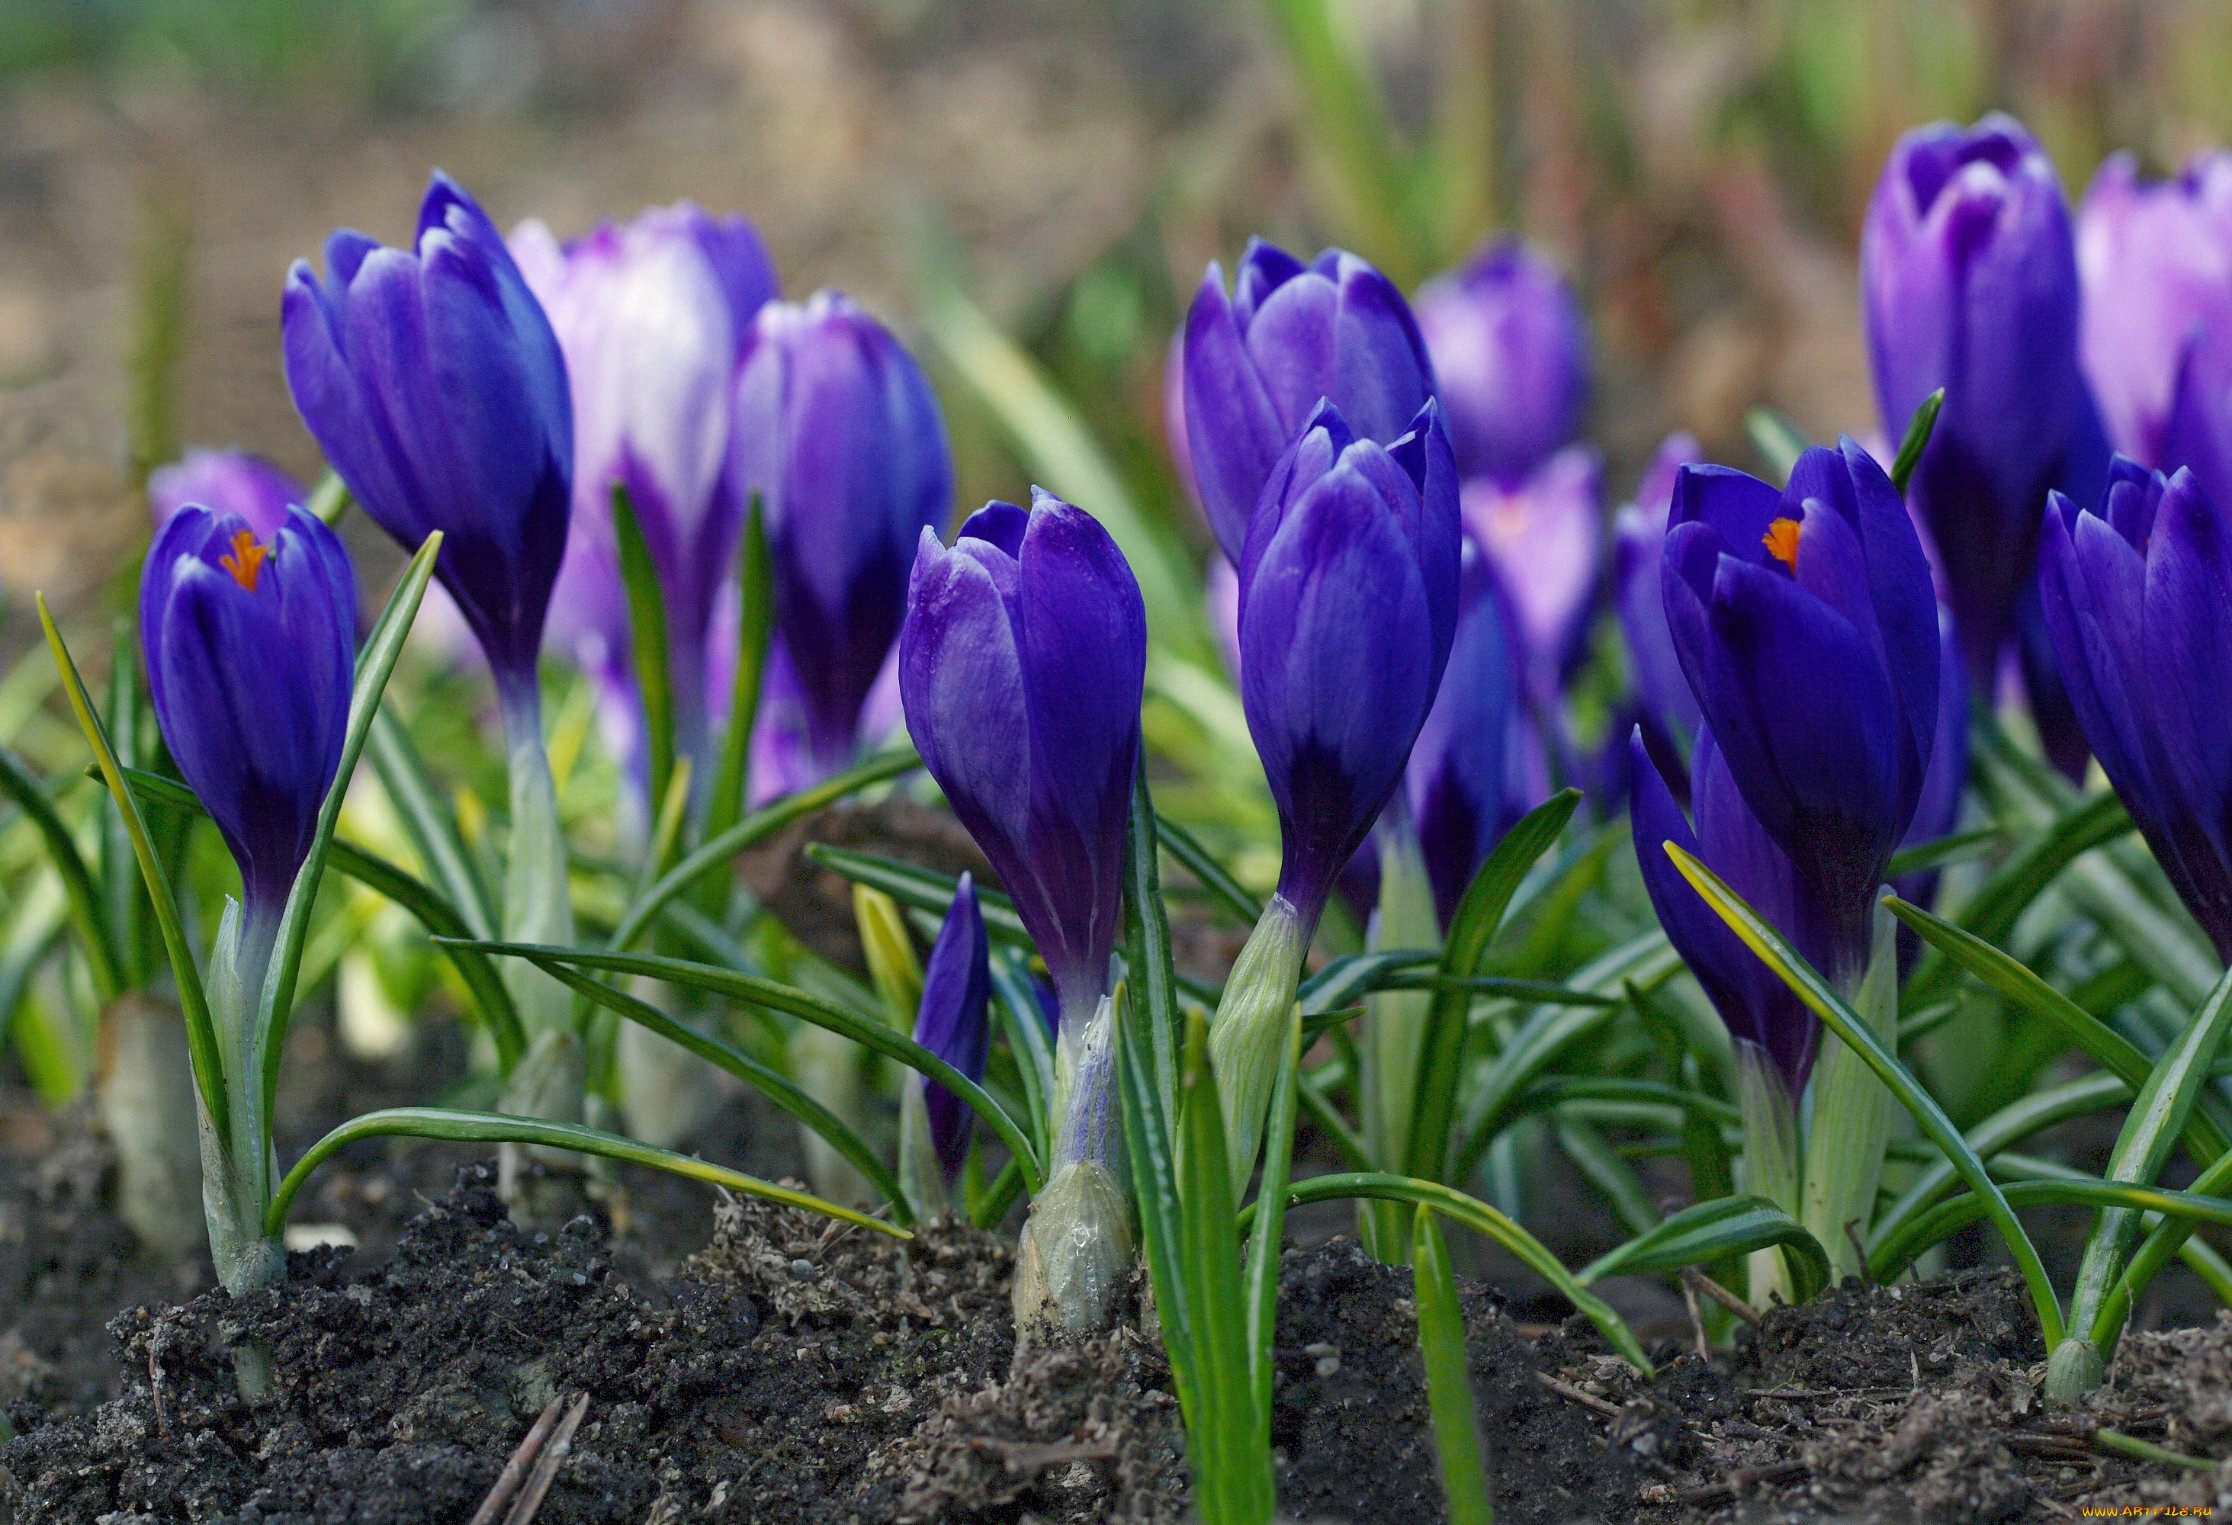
3,0,2230,627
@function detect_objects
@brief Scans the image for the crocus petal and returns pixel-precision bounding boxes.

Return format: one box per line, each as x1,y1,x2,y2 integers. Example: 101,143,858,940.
147,450,303,538
914,874,993,1178
1413,239,1590,488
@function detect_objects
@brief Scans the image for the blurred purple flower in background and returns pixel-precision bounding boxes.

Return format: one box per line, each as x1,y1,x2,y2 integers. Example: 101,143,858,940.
1182,239,1435,563
511,201,776,795
2039,459,2232,958
147,450,303,538
140,504,357,936
738,291,952,788
1413,239,1590,491
1238,399,1461,931
1462,445,1603,703
1861,114,2099,694
1663,440,1940,982
283,171,572,722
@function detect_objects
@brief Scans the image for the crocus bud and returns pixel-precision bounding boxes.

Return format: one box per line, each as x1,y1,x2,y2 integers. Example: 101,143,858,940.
738,291,952,784
1629,729,1817,1095
148,450,302,537
1182,239,1435,562
1413,239,1590,490
2039,459,2232,958
1663,441,1939,982
1861,114,2088,687
2076,152,2232,470
1240,400,1462,927
1405,553,1524,928
282,171,572,709
141,503,357,925
913,874,992,1179
511,202,777,786
1613,432,1705,793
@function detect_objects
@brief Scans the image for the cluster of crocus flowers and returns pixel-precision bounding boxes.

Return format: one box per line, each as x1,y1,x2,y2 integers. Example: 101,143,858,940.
900,490,1146,1336
139,498,357,1289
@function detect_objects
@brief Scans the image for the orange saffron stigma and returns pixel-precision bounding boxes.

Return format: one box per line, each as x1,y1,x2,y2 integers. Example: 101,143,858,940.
220,530,270,592
1762,517,1801,572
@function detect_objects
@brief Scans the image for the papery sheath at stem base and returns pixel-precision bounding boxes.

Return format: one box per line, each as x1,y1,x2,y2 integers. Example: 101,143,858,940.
1207,893,1311,1192
1736,1039,1800,1308
1014,991,1135,1342
1799,901,1899,1284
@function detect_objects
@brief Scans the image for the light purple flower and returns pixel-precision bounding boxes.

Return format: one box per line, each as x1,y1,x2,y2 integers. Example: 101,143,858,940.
1414,239,1591,490
147,450,303,538
1463,445,1603,699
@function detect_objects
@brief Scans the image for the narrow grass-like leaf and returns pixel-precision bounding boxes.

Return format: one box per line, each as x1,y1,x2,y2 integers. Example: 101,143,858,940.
0,744,120,1000
38,594,227,1148
305,469,351,526
1883,824,2003,880
808,844,1030,946
2093,1145,2232,1350
368,709,498,938
1515,1077,1739,1128
1414,1205,1494,1525
1670,848,2063,1344
1744,408,1808,484
987,950,1055,1151
267,1106,903,1238
1246,1003,1302,1430
1383,973,1616,1006
1156,812,1263,927
1406,788,1580,1182
1117,980,1197,1423
1871,1072,2134,1256
611,482,677,813
1264,1172,1651,1373
1297,1067,1376,1171
2069,963,2232,1338
1555,1113,1659,1236
705,492,773,848
446,939,1042,1192
1299,949,1436,1011
1125,758,1183,1129
1888,388,1944,495
1883,894,2228,1164
533,956,908,1221
258,533,441,1117
1580,1195,1829,1303
99,628,150,987
1871,1175,2232,1283
610,748,918,952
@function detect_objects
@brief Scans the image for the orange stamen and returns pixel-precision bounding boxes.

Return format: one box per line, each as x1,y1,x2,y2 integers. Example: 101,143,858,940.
1762,517,1801,572
220,530,270,592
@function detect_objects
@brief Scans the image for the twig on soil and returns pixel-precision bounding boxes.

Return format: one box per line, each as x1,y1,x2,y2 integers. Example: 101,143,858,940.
470,1391,590,1525
1681,1266,1759,1327
1535,1370,1625,1420
1680,1273,1711,1361
502,1391,590,1525
1648,1458,1809,1507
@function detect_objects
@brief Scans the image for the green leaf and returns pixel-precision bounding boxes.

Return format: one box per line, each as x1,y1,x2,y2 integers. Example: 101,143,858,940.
531,955,908,1223
2069,962,2232,1338
704,492,774,851
1405,788,1581,1182
1245,1002,1302,1430
444,938,1042,1193
1555,1112,1660,1236
1124,758,1184,1130
266,1106,904,1239
1155,812,1264,928
1265,1172,1651,1374
986,949,1056,1154
304,469,352,527
808,843,1032,947
1116,980,1197,1420
1883,824,2003,880
1580,1195,1829,1304
1871,1175,2232,1284
1413,1206,1494,1525
609,748,918,953
1514,1077,1739,1129
1669,848,2063,1345
1888,388,1944,495
367,709,498,939
0,744,120,1001
1744,408,1808,485
1882,894,2228,1165
1299,949,1435,1011
611,481,677,814
258,533,442,1119
39,594,228,1150
2093,1144,2232,1351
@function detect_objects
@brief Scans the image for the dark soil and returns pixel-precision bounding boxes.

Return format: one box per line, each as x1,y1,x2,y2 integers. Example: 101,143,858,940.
11,1162,2232,1524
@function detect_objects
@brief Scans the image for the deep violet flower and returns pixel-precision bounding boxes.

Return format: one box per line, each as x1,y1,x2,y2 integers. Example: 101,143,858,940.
914,875,993,1179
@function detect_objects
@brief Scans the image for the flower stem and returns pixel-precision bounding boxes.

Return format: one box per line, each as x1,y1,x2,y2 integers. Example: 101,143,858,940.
1800,900,1899,1284
1361,815,1437,1262
1736,1039,1801,1305
200,897,284,1295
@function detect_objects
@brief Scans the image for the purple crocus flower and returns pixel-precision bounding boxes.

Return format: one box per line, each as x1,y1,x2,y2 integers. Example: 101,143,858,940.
1240,399,1462,930
2039,459,2232,957
511,202,777,788
1406,552,1525,928
141,504,357,930
1182,239,1435,563
738,291,952,785
1463,445,1603,700
1663,440,1939,981
1413,239,1590,491
147,450,302,537
2076,152,2232,471
914,874,993,1179
899,491,1145,1024
282,171,572,716
1861,114,2092,690
1630,728,1818,1092
1614,432,1705,794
